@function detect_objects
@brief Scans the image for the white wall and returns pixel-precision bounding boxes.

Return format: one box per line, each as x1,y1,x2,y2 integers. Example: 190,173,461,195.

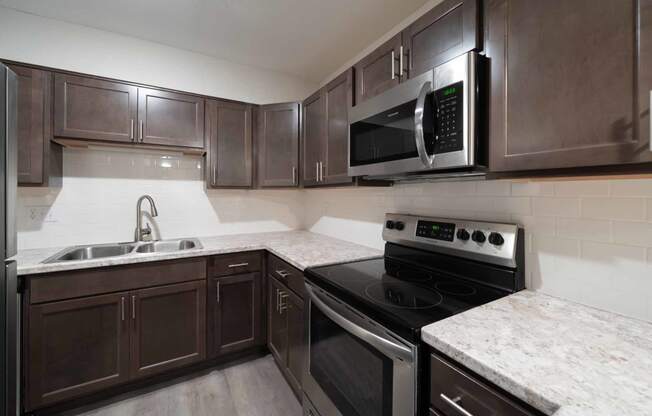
0,7,316,104
18,148,303,249
304,179,652,322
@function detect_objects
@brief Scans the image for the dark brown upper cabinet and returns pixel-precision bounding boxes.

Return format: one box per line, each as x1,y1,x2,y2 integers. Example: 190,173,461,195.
354,33,403,105
130,280,206,380
210,272,263,357
205,100,253,188
302,90,326,186
54,74,138,143
9,65,62,187
26,292,130,410
256,102,300,187
302,69,354,187
402,0,480,79
354,0,479,105
324,69,355,185
486,0,652,172
137,88,204,148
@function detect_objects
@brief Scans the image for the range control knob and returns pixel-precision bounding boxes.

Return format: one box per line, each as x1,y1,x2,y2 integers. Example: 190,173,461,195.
385,220,395,230
395,221,405,231
471,230,486,243
489,232,505,246
456,229,470,241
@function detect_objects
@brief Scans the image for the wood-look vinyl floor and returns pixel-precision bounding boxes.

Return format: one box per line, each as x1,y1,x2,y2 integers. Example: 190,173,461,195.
65,355,302,416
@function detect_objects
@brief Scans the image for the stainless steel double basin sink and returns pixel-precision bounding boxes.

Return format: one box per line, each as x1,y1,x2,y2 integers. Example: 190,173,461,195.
42,238,203,263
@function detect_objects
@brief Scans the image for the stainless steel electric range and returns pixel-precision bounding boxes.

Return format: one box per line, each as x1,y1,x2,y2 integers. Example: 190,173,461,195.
302,213,525,416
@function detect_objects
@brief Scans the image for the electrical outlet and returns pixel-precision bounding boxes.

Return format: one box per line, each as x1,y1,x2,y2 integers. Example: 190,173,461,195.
27,206,56,223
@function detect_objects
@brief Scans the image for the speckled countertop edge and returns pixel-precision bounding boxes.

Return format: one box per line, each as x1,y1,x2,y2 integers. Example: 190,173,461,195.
14,231,383,275
421,291,652,416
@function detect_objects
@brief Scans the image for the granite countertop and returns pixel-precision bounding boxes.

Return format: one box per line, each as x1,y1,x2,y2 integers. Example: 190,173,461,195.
421,291,652,416
14,231,383,275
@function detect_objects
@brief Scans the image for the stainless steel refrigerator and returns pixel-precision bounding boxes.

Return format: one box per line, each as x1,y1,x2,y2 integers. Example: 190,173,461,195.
0,63,18,416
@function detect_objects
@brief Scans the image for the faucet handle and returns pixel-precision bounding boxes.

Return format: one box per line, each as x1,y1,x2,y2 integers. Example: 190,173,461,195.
141,223,153,242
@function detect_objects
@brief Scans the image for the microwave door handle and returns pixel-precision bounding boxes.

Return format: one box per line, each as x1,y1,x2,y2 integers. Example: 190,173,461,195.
305,284,413,362
415,80,435,168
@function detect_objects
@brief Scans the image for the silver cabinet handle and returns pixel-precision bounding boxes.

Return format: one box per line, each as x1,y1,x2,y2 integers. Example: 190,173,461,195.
279,291,289,314
130,119,134,141
139,120,144,142
212,164,217,185
315,162,319,182
275,288,280,313
399,46,405,77
228,262,249,268
292,166,297,185
131,295,136,320
320,161,324,182
440,394,474,416
121,297,125,321
275,269,290,278
415,80,435,168
391,50,396,80
216,281,220,303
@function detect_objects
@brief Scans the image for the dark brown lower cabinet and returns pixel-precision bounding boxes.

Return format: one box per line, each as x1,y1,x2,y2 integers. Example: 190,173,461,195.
430,351,543,416
268,275,305,400
210,272,263,357
130,281,206,379
26,292,130,410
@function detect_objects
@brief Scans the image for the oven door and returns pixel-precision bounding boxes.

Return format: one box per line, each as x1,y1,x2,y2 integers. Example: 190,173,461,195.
303,283,417,416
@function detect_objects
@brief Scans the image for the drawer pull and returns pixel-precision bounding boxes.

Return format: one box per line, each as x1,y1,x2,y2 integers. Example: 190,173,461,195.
275,269,291,278
440,394,474,416
228,262,249,268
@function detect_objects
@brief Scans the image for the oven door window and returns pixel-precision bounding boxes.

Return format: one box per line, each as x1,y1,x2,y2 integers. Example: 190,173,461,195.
349,96,434,167
310,302,393,416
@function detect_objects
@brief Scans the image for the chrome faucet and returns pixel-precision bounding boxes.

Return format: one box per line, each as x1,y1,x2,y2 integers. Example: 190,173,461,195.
135,195,159,242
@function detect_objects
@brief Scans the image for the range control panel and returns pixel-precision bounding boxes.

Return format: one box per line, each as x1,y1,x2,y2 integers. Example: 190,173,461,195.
382,213,520,268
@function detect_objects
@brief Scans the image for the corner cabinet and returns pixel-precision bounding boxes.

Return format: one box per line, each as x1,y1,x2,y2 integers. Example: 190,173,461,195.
256,102,300,187
9,64,62,187
54,74,204,149
353,0,479,105
205,100,253,188
486,0,652,172
302,69,354,187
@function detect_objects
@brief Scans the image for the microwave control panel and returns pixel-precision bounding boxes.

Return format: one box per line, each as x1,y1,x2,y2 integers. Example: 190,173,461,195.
434,81,464,154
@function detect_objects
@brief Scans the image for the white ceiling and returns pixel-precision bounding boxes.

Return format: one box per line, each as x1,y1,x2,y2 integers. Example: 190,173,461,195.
0,0,430,83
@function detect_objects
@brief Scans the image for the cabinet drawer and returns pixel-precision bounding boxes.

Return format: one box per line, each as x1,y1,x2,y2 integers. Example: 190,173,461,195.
430,353,540,416
211,251,262,277
267,254,305,298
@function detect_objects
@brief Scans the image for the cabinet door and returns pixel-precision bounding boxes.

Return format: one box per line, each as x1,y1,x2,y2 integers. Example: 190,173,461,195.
285,289,305,397
130,281,206,379
10,65,56,186
137,88,204,148
206,100,253,187
54,74,137,143
403,0,479,79
212,272,263,357
486,0,652,172
302,90,326,186
353,33,403,105
256,102,300,187
268,276,288,365
324,69,354,185
26,293,130,410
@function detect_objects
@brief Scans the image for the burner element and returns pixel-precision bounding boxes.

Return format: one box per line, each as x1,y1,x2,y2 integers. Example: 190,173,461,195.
395,269,432,282
435,282,477,296
365,281,443,309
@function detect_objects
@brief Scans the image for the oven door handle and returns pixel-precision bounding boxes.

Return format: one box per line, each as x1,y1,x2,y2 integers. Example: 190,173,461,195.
306,284,413,362
415,80,435,168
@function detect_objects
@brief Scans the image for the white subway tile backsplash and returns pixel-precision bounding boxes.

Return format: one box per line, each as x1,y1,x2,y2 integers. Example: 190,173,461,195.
581,197,647,221
613,221,652,247
476,180,511,196
609,179,652,197
557,218,612,243
554,180,610,196
510,182,554,196
532,197,581,217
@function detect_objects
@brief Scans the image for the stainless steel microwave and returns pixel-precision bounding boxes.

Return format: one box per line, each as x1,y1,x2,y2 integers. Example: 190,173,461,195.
348,52,481,178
